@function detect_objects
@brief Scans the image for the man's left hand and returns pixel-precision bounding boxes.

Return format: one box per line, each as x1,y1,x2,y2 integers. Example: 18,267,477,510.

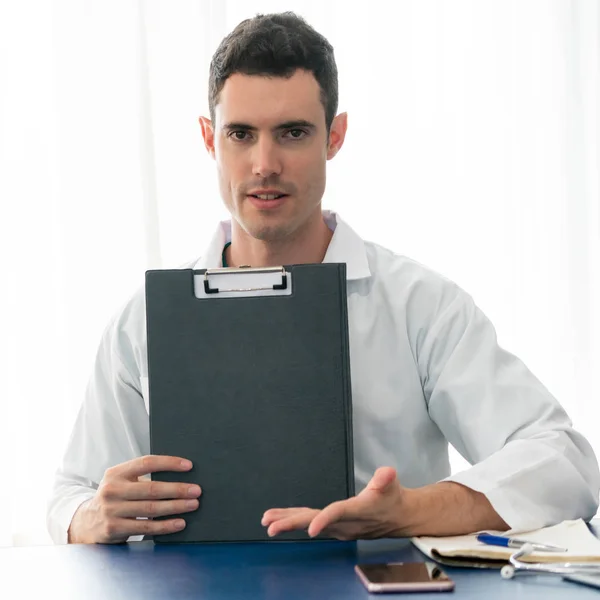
261,466,406,540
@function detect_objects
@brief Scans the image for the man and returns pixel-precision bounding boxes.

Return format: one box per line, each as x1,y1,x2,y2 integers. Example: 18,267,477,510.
48,12,599,545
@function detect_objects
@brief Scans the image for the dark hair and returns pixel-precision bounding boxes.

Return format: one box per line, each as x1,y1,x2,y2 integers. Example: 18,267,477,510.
209,12,338,131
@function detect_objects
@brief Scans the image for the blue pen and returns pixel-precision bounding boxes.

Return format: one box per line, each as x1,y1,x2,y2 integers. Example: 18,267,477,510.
477,533,567,553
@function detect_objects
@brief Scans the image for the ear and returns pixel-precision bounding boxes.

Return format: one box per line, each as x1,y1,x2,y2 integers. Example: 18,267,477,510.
199,116,216,159
327,112,348,160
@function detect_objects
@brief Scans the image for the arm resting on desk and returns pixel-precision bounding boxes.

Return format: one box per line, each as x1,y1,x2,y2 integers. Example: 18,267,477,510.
262,466,508,540
420,287,600,532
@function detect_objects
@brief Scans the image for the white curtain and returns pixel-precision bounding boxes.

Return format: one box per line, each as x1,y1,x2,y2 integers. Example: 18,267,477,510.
0,0,598,546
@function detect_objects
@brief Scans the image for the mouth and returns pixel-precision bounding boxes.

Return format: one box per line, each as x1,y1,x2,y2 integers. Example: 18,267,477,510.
246,193,289,209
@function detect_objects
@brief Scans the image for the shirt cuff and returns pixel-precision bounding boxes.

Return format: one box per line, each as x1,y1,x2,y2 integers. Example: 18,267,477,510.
47,489,96,544
47,491,147,544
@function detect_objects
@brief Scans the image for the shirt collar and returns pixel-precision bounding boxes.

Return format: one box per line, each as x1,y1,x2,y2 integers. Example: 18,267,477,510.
193,210,372,281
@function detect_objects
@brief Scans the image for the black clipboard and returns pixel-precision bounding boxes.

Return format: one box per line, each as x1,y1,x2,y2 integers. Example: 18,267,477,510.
145,263,354,542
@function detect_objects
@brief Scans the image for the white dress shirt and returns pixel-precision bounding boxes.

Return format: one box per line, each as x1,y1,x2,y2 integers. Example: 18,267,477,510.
47,211,600,544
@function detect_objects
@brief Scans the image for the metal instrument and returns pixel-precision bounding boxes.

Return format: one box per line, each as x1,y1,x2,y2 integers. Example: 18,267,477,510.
501,544,600,579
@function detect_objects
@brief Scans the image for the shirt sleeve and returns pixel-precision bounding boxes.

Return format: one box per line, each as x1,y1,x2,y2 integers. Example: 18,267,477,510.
419,285,600,531
46,298,150,544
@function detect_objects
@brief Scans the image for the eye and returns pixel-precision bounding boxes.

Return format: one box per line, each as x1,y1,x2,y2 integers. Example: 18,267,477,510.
229,130,251,141
284,129,308,140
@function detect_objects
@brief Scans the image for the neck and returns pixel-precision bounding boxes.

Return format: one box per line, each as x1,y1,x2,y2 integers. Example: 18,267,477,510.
226,211,333,268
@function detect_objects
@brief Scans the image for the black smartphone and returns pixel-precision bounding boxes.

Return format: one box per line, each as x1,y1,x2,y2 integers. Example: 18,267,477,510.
355,562,455,593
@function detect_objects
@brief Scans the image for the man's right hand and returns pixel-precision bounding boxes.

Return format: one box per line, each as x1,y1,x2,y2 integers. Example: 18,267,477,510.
67,455,201,544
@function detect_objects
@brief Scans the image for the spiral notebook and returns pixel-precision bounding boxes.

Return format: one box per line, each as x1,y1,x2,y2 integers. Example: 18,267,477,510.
412,519,600,568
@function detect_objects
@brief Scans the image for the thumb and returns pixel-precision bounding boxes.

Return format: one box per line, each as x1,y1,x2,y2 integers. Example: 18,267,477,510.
365,466,398,493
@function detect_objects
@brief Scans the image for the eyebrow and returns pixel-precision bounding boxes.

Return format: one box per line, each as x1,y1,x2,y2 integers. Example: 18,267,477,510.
222,120,317,132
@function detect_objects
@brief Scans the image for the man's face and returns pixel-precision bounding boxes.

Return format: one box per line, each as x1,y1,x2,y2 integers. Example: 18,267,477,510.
201,70,345,242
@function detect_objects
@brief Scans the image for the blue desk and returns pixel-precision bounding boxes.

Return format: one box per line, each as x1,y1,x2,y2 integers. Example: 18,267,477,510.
3,536,600,599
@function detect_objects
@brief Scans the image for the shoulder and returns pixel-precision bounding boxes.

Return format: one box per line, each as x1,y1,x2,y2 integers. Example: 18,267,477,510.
364,240,471,309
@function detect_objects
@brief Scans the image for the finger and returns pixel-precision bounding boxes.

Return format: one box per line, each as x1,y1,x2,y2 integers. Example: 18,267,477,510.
114,498,199,519
261,508,300,526
110,455,193,480
364,467,397,493
307,500,351,537
266,509,319,537
103,517,188,541
103,481,202,501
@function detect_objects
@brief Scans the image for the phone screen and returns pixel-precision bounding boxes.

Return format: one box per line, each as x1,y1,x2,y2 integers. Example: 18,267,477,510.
355,562,454,592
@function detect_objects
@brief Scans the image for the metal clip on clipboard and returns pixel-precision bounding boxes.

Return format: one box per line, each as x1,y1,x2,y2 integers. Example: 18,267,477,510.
195,266,293,299
204,266,287,294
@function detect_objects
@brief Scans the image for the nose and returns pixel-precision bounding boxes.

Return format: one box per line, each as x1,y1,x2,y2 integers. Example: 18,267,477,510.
252,137,282,179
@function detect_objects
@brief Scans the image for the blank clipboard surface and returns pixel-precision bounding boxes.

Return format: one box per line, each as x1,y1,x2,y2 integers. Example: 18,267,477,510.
145,263,354,543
